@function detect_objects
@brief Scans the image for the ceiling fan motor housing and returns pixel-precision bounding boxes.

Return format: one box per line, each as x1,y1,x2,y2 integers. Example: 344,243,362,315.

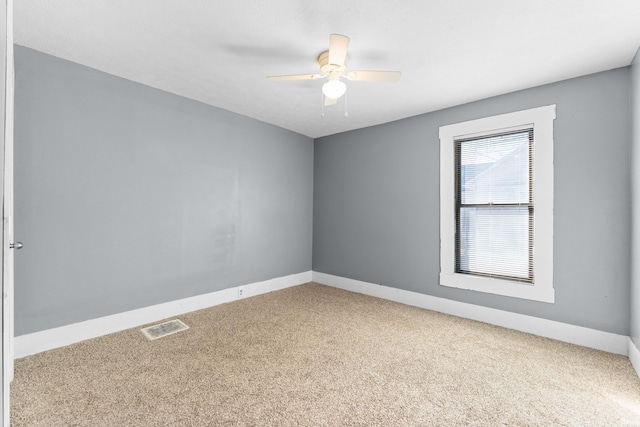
318,51,348,77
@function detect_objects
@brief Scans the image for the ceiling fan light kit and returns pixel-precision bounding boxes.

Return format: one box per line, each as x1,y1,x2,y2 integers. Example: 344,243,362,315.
322,78,346,99
267,34,401,112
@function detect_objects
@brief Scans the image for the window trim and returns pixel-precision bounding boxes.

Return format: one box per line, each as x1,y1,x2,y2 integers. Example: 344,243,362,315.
439,105,556,303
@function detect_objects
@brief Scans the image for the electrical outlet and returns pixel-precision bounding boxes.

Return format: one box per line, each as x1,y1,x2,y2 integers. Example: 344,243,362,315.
238,287,245,298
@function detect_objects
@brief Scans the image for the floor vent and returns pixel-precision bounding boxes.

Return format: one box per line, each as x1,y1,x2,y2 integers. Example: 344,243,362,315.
141,319,189,341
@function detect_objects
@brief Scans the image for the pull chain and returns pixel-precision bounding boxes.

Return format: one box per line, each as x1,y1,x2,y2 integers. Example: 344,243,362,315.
344,91,348,117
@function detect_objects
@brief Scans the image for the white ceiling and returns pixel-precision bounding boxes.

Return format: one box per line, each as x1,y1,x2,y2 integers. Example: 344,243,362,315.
14,0,640,139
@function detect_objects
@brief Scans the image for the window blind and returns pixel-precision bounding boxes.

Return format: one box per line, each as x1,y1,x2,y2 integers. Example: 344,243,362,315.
455,129,534,283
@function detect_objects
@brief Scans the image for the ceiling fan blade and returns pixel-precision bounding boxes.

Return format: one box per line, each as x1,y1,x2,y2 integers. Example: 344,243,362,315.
347,70,401,82
267,73,323,81
328,34,350,66
324,96,337,107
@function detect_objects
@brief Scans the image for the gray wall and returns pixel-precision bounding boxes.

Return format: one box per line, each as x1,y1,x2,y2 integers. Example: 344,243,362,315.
631,48,640,346
14,46,313,335
314,68,631,335
15,44,635,338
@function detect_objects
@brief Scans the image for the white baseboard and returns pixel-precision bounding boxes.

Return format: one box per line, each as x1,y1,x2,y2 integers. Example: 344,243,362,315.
628,338,640,376
312,271,629,355
16,270,630,359
15,271,312,358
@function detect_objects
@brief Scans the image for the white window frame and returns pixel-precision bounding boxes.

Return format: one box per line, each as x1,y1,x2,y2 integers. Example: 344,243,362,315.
439,105,556,303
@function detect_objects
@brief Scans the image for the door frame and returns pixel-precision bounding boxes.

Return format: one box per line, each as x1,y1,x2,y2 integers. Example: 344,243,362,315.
1,0,14,425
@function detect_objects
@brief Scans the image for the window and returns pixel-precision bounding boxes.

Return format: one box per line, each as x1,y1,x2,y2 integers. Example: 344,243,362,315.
439,105,555,303
456,129,533,282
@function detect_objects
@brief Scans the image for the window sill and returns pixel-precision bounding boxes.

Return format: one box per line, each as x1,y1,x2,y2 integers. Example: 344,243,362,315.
440,272,555,303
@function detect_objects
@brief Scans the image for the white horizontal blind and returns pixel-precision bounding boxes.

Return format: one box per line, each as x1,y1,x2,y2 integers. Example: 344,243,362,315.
455,129,533,282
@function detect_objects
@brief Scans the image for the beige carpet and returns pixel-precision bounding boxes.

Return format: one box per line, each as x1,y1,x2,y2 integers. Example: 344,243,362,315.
10,283,640,426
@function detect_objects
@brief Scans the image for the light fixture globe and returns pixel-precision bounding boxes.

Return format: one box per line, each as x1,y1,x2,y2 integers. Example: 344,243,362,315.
322,79,346,99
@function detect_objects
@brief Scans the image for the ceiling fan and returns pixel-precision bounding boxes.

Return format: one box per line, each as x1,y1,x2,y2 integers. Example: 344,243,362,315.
267,34,401,107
